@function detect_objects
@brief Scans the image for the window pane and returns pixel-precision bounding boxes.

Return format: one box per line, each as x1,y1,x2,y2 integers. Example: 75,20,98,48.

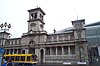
57,46,62,55
70,45,75,54
27,56,30,61
5,56,10,61
18,49,21,54
10,49,13,54
45,47,50,55
21,56,25,61
6,50,9,54
11,56,14,61
64,46,68,55
15,56,20,61
34,13,37,18
51,47,56,55
14,49,17,54
32,55,37,61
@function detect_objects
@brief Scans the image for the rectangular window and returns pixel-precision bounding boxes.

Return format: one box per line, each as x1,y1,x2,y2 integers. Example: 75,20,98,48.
45,47,50,55
14,49,17,54
19,40,21,45
5,56,10,61
51,47,56,55
70,45,75,54
18,49,21,54
21,56,25,61
15,40,17,44
11,56,14,61
15,56,20,61
10,49,13,54
11,41,13,45
64,34,68,40
47,36,52,42
58,35,64,41
64,46,68,55
6,50,9,54
34,13,37,19
53,36,57,41
57,46,62,55
27,56,31,61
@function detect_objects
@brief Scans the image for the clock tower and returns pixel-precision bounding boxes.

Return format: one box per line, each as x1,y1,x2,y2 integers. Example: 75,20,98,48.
21,8,47,62
27,7,46,32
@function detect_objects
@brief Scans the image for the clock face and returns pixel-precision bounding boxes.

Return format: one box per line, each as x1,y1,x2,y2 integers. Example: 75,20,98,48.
30,23,36,27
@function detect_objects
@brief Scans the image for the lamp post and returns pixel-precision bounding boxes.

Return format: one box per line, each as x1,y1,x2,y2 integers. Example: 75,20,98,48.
0,22,11,32
0,22,11,47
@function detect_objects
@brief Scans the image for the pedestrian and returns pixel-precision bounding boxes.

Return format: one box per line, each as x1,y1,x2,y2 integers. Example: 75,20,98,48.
7,60,13,66
2,61,7,66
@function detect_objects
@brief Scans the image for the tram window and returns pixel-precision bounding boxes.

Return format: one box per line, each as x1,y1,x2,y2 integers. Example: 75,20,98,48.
6,56,10,61
3,57,5,59
27,56,30,61
5,57,7,61
21,56,25,61
15,56,20,61
11,56,14,61
32,55,37,61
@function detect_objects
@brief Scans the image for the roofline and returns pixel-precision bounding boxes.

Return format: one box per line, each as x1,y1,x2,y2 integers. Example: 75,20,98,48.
27,7,46,15
85,21,100,27
0,31,10,35
71,19,85,25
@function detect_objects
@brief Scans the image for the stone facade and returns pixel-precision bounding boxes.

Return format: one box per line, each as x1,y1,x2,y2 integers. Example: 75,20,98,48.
0,7,88,64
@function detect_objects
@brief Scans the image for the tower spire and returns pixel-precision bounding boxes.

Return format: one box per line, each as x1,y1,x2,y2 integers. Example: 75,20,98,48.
77,12,78,20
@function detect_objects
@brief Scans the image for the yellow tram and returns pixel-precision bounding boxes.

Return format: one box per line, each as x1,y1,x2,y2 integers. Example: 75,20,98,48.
3,54,37,64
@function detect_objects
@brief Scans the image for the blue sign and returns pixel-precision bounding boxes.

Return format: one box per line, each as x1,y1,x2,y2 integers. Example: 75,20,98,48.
0,48,4,66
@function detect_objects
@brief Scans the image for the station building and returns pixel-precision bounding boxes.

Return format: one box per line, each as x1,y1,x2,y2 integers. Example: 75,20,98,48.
0,7,89,64
85,22,100,64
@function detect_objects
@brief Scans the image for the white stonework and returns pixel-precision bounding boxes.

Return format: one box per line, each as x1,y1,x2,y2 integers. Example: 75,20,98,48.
0,7,89,64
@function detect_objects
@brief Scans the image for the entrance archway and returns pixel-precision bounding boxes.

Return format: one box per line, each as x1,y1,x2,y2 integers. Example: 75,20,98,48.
40,49,44,64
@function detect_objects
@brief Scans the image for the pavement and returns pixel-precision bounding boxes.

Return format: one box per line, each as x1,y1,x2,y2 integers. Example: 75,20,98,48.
37,63,100,66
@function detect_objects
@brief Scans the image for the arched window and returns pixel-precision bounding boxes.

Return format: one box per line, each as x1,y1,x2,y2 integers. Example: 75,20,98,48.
40,24,43,28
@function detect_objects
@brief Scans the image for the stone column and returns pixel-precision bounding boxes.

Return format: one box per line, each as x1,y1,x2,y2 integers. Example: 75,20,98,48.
62,46,64,55
25,48,29,54
56,47,57,55
50,47,52,55
9,49,10,54
17,49,18,54
68,46,70,55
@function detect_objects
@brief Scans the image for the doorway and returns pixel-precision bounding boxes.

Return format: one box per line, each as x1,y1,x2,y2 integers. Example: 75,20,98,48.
40,49,44,64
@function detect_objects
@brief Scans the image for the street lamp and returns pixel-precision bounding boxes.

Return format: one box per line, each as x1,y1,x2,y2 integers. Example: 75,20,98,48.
0,22,11,32
0,22,11,47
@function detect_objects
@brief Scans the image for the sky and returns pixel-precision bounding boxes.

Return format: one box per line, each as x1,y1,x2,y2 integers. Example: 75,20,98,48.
0,0,100,38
